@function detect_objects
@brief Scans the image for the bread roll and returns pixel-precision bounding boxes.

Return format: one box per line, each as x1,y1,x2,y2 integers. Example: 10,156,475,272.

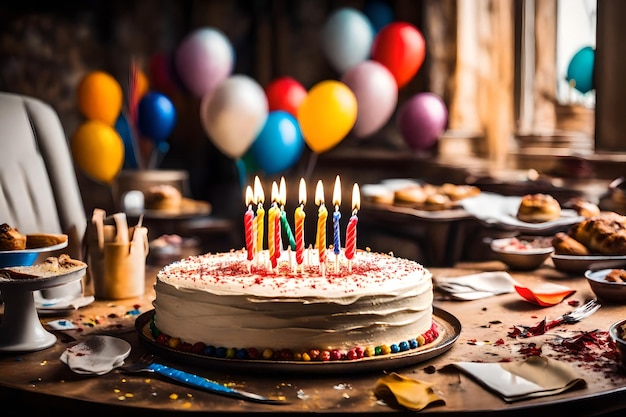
516,194,561,223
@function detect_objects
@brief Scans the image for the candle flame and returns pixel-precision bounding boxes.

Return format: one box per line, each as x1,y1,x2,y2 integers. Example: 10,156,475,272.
352,183,361,211
298,178,307,205
315,180,325,206
254,176,264,204
279,177,287,206
332,175,341,207
271,181,279,204
245,186,254,206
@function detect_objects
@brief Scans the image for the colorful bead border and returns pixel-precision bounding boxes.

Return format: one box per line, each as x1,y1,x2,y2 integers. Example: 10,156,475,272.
149,317,439,362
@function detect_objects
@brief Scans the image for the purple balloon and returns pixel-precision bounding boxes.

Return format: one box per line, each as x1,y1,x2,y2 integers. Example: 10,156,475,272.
397,93,448,151
175,27,234,98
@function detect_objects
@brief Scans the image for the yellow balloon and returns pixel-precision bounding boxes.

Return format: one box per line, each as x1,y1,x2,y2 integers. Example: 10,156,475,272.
77,71,123,125
297,80,357,153
71,120,124,184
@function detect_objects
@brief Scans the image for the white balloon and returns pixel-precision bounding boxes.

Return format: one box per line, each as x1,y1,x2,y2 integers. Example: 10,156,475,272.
321,8,374,74
200,75,268,159
175,27,235,98
342,60,398,138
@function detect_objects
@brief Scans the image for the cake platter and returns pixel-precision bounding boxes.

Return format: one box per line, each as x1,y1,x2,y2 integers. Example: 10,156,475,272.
135,307,461,374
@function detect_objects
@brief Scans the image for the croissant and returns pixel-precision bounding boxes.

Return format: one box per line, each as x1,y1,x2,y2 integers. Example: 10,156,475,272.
568,212,626,255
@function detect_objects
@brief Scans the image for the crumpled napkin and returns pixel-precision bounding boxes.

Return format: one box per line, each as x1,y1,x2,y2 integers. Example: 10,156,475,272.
443,356,586,402
374,372,445,411
434,271,518,300
60,335,131,375
514,283,576,306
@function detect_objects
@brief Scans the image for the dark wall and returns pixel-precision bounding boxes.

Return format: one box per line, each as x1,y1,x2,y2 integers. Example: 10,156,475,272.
0,0,427,219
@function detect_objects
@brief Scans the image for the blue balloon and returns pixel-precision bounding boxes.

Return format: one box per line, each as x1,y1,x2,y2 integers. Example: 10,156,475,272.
137,91,177,144
114,113,139,169
249,111,304,175
566,46,595,94
364,0,394,33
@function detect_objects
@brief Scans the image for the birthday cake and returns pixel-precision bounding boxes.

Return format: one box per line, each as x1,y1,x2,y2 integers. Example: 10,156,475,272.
151,248,437,361
149,177,438,362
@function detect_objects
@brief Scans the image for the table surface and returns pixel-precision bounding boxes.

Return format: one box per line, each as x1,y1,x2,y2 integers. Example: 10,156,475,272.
1,259,626,416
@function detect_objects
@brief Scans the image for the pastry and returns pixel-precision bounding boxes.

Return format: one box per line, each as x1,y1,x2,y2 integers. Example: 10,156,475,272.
1,254,86,279
0,223,26,250
516,193,562,223
143,184,183,210
605,269,626,283
440,183,481,201
564,197,600,218
552,232,590,256
568,212,626,255
25,233,68,249
394,185,427,206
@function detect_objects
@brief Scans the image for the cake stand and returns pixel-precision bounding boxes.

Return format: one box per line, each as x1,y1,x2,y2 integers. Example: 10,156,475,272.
0,242,87,352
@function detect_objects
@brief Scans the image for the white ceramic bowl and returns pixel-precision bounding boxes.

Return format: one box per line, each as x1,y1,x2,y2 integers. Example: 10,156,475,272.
489,236,554,271
584,269,626,303
609,318,626,369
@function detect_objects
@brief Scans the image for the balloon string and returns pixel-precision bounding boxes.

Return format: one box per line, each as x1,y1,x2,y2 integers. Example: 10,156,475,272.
304,151,318,183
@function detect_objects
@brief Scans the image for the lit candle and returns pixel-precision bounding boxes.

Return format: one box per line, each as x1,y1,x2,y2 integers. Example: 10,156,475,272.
279,177,296,251
244,186,255,262
254,176,265,256
295,178,306,267
268,181,281,269
315,180,328,272
345,183,360,263
332,175,341,256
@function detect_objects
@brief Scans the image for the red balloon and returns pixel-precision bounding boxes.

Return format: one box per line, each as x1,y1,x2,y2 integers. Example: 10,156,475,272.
265,76,307,117
371,22,426,89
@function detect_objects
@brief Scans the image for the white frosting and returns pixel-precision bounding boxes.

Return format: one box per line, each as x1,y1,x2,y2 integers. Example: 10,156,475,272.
153,249,434,352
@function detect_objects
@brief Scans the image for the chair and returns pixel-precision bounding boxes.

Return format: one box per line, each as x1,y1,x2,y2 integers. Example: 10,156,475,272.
0,91,86,260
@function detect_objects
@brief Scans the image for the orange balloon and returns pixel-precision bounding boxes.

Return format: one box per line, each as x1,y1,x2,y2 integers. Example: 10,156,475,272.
71,120,124,184
136,69,149,100
77,71,123,125
297,80,357,154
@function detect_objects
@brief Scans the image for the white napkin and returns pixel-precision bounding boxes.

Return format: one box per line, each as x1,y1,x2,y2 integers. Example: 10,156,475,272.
60,335,131,375
444,356,586,402
434,271,518,300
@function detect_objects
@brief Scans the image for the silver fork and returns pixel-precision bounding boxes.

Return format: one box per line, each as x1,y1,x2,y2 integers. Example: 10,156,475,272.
546,298,601,329
121,354,289,405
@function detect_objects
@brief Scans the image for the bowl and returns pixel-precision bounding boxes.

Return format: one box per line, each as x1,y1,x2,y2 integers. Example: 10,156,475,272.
489,236,554,271
584,269,626,303
608,318,626,369
0,240,68,268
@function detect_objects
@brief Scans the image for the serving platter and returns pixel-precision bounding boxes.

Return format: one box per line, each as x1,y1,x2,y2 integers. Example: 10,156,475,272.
136,307,461,375
461,193,584,233
552,254,626,274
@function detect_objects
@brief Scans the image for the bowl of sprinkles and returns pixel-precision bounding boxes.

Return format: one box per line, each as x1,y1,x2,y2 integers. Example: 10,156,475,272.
489,236,554,271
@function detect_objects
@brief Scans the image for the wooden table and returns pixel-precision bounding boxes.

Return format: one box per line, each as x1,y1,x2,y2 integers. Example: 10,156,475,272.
1,260,626,415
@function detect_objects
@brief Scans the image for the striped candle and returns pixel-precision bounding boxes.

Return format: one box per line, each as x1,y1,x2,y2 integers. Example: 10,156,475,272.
315,180,328,268
332,175,341,255
295,178,306,266
345,183,360,260
244,186,255,261
254,176,265,255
